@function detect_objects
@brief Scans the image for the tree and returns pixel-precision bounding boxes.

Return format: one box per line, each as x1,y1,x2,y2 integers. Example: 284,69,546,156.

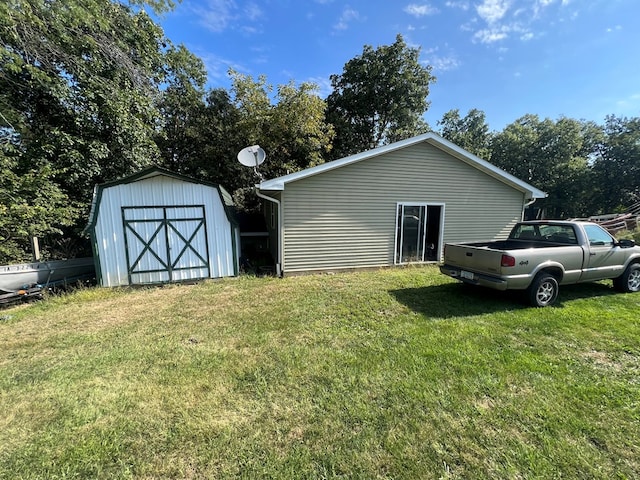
155,45,208,174
591,115,640,213
229,71,334,192
326,34,435,159
0,0,197,261
490,115,595,219
157,86,252,196
437,108,492,159
0,148,78,263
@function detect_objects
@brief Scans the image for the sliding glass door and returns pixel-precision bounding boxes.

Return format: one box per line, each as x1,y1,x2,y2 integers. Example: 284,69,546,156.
395,203,443,264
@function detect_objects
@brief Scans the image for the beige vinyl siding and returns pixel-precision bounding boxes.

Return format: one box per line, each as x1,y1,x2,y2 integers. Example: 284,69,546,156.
281,142,525,273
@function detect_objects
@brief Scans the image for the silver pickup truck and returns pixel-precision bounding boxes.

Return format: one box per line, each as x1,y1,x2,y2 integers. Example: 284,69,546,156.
439,220,640,307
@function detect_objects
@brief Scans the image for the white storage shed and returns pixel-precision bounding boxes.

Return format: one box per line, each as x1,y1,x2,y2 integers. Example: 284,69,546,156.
86,167,239,287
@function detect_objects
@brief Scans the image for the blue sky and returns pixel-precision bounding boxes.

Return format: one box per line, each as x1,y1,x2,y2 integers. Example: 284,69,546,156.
157,0,640,131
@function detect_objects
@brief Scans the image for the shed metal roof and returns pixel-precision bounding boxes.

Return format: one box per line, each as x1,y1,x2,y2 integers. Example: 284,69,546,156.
258,132,547,200
85,166,237,234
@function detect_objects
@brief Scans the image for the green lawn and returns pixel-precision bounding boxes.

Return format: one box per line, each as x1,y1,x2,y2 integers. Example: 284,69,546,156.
1,266,638,479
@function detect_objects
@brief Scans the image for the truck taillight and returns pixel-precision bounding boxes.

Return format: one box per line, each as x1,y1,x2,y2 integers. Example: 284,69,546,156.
501,254,516,267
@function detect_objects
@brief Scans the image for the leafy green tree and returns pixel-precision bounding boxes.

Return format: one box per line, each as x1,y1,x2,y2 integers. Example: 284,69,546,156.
437,108,492,159
229,70,334,182
0,0,196,261
591,115,640,213
157,85,252,197
0,148,77,263
490,115,595,219
155,46,208,174
326,34,435,159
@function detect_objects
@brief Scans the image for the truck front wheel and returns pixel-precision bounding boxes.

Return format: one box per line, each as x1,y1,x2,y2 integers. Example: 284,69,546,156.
613,263,640,293
528,273,559,307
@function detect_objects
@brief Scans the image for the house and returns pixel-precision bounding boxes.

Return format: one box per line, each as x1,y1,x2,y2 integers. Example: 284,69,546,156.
257,132,546,276
86,167,239,287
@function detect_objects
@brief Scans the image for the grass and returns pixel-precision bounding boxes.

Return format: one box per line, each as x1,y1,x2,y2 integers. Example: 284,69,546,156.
0,266,638,479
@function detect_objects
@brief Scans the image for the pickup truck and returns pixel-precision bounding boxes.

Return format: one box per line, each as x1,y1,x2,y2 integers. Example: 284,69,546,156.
439,220,640,307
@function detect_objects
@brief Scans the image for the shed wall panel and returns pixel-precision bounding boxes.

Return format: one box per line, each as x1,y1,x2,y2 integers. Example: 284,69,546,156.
94,176,236,286
281,142,524,272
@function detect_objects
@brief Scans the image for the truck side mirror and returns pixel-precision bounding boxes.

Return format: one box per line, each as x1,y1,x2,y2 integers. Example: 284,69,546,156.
616,239,636,248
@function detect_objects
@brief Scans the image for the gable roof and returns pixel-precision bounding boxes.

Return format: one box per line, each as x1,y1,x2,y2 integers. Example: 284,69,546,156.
258,132,547,200
85,166,237,234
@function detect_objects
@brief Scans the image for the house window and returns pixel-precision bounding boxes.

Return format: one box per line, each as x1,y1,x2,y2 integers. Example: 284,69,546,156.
394,203,443,264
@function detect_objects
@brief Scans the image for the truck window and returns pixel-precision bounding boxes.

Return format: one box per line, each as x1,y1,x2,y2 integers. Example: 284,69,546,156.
510,224,578,244
539,225,578,244
511,225,538,240
583,224,614,246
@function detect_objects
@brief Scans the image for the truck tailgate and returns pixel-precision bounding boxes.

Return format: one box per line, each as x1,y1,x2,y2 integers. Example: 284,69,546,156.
445,244,504,274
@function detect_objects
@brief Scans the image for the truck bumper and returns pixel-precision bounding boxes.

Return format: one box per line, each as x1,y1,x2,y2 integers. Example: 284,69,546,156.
439,264,509,291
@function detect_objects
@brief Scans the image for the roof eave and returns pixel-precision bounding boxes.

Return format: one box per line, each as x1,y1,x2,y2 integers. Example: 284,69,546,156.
257,132,548,199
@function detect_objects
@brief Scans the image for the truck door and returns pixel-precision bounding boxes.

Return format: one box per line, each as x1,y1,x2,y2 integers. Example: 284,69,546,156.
582,224,627,281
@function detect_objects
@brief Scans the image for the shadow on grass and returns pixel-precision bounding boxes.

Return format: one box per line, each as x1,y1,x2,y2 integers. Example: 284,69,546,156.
556,281,619,304
390,281,620,319
390,283,525,319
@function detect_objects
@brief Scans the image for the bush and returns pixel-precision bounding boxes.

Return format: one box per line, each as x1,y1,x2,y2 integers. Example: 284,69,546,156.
616,226,640,243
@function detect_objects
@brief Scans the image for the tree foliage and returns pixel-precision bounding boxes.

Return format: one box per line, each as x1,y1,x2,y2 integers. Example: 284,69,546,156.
437,108,492,159
489,115,599,218
326,34,434,159
228,70,334,209
591,115,640,213
0,150,78,263
156,85,251,198
0,0,194,260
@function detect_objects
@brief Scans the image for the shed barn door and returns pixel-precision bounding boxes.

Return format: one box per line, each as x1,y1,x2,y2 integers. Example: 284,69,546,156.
122,206,210,285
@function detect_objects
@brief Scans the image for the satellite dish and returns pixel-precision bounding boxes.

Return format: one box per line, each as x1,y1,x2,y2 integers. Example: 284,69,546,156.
237,145,266,168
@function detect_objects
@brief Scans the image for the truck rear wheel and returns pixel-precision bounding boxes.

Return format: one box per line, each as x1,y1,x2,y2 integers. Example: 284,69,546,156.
613,263,640,293
528,273,559,307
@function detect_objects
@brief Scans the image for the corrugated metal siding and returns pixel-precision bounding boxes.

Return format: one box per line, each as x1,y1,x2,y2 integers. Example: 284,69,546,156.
93,176,236,286
282,142,525,273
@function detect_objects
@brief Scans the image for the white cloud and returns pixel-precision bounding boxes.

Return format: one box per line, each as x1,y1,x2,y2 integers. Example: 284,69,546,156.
445,1,470,10
244,2,263,21
404,3,439,17
468,0,576,44
198,51,248,80
195,0,264,34
422,46,460,72
474,28,508,43
533,0,556,18
334,7,362,31
476,0,510,25
427,55,461,72
196,0,236,33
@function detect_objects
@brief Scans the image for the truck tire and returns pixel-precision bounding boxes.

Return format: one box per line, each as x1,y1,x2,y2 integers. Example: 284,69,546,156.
528,273,559,307
613,263,640,293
